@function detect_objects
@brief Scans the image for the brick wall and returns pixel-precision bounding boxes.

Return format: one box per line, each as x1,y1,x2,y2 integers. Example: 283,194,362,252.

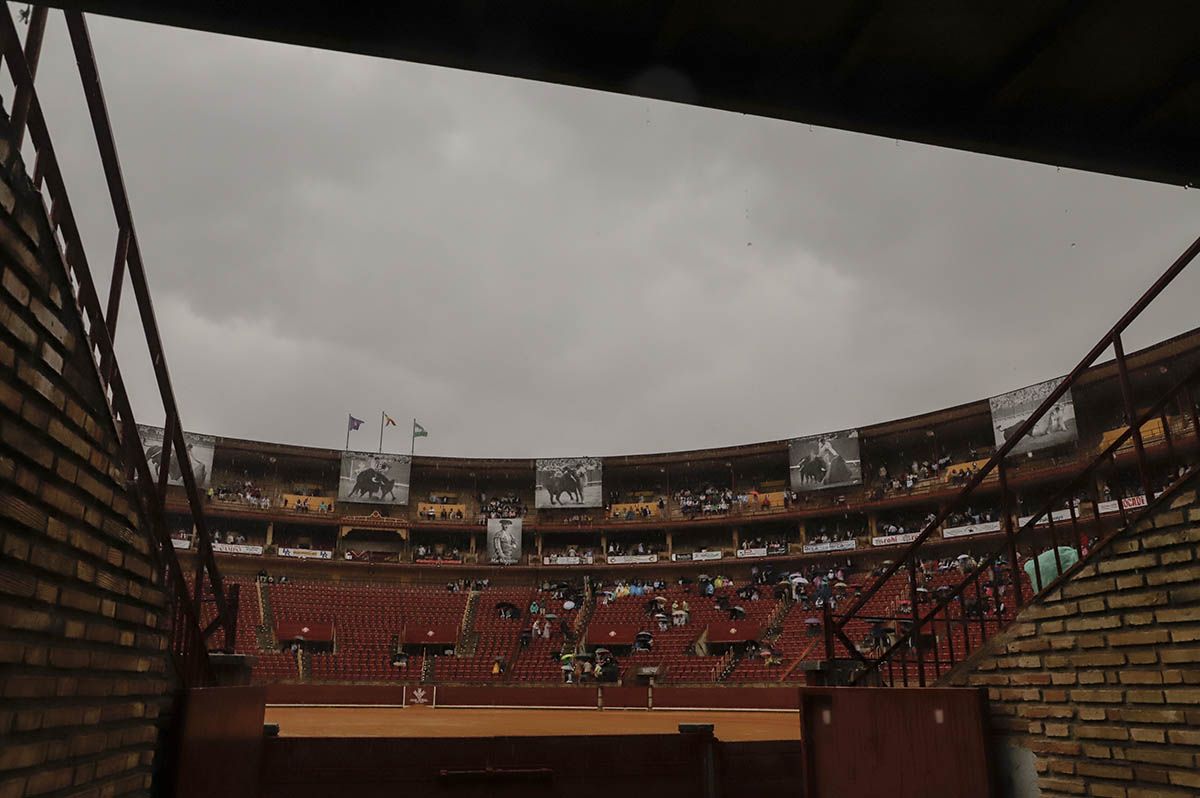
947,475,1200,798
0,118,171,796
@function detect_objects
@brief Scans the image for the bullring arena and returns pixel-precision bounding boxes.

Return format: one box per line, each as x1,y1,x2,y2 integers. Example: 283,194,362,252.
3,3,1200,798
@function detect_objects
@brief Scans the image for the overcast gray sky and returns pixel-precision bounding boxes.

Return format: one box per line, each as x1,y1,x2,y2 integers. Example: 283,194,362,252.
23,14,1200,458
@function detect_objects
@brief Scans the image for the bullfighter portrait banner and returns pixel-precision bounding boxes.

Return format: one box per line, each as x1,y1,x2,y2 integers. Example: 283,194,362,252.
487,518,523,564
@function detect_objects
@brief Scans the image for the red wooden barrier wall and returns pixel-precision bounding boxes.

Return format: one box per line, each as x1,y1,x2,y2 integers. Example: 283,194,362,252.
260,733,711,798
265,683,411,705
801,687,992,797
175,686,266,798
600,685,650,708
435,685,600,708
652,686,801,710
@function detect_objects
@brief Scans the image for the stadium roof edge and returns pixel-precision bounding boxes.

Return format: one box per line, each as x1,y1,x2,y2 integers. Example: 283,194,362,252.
42,0,1200,187
205,325,1200,467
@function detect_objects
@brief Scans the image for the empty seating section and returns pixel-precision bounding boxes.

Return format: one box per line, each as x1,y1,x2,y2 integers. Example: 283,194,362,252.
437,587,534,682
509,590,581,682
268,581,467,682
182,573,293,682
588,582,780,683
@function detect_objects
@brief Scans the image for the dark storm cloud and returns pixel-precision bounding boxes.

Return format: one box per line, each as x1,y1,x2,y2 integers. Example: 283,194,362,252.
24,14,1200,458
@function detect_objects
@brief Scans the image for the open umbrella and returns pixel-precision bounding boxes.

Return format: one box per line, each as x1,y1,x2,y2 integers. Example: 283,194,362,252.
594,647,611,656
563,600,576,611
916,586,930,593
560,653,575,663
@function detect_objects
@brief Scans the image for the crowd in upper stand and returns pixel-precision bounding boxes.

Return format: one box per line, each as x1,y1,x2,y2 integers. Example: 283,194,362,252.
415,543,462,561
805,518,866,544
606,540,662,557
944,507,999,527
209,481,271,509
877,510,939,539
479,493,526,521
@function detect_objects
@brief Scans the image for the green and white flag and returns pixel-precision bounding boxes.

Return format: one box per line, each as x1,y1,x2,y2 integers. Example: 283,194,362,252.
412,420,428,439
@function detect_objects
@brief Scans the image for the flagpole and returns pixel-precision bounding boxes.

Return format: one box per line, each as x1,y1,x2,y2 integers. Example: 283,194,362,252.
411,418,416,458
379,411,384,453
345,414,350,450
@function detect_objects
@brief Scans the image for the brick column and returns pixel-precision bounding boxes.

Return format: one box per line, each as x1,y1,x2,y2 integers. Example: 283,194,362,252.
0,125,171,797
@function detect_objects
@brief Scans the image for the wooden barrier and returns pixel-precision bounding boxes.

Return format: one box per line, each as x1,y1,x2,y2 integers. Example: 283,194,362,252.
652,686,801,711
719,740,804,798
175,686,266,798
261,733,712,798
265,683,412,705
252,684,992,797
599,686,650,709
435,685,600,708
265,683,811,711
801,687,992,797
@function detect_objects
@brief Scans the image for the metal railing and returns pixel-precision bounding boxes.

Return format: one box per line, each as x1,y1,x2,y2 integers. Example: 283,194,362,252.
0,6,235,686
826,233,1200,687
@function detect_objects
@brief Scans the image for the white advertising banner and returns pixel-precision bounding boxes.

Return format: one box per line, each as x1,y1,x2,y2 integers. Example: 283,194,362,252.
671,550,723,562
1018,507,1078,527
942,520,1003,540
212,542,263,556
170,537,192,550
1097,494,1148,515
871,532,920,547
278,547,333,560
803,539,858,554
606,554,659,564
542,554,594,566
736,547,769,559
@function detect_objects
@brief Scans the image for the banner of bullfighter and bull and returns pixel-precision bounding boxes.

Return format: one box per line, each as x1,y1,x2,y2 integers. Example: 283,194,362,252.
534,457,602,508
789,429,862,492
989,377,1078,457
338,451,412,505
137,424,215,488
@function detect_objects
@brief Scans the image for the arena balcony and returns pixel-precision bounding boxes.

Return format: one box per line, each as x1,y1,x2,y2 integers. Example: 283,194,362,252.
155,324,1200,576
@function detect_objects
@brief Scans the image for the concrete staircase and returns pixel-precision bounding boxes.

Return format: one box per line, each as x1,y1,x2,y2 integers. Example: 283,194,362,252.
255,580,278,650
456,590,482,656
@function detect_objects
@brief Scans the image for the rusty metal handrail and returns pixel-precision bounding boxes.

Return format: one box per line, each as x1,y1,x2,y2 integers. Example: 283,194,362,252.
0,7,235,685
828,231,1200,686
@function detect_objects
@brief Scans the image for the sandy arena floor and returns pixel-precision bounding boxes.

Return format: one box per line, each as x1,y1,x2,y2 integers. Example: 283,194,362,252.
265,705,801,742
